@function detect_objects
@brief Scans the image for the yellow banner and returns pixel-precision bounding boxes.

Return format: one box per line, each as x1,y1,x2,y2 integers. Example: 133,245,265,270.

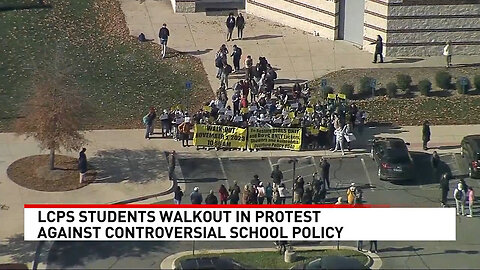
248,127,302,151
193,124,247,148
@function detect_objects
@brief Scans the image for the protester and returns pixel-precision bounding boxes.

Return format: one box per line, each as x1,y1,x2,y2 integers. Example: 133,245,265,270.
226,13,236,41
332,125,345,155
229,189,240,204
230,180,241,196
220,63,233,89
143,107,156,139
231,45,242,73
320,158,331,189
257,182,266,204
443,41,452,68
205,190,219,204
293,176,304,203
278,183,288,204
355,186,363,205
168,150,176,181
78,148,87,184
302,184,313,204
245,55,253,81
178,117,192,147
219,184,229,205
242,185,251,204
159,23,170,58
236,13,245,40
160,109,171,137
454,182,466,216
347,183,356,205
265,182,273,204
370,35,383,63
467,187,475,217
173,186,183,204
440,172,450,207
431,151,440,176
422,120,431,150
190,187,203,204
271,165,283,187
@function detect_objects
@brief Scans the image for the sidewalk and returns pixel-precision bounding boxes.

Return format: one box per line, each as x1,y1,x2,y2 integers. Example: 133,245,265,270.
159,245,382,270
120,0,480,93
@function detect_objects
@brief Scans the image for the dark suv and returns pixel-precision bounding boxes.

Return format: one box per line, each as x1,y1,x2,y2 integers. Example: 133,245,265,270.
371,137,414,181
461,135,480,179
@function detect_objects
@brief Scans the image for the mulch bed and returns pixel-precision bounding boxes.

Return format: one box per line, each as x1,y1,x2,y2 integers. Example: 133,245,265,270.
7,155,96,192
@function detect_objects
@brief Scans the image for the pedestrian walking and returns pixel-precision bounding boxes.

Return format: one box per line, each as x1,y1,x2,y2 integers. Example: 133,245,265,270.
271,164,283,187
257,182,266,204
159,23,169,58
143,107,156,139
443,41,452,68
467,187,475,217
320,158,331,189
370,35,384,63
431,151,440,177
168,150,176,181
347,183,356,205
357,240,363,251
265,183,273,204
454,182,466,216
332,125,345,155
78,148,87,184
205,190,218,204
422,120,431,150
369,241,378,253
439,172,450,207
226,13,236,41
236,13,245,40
231,45,242,72
220,63,232,89
178,118,192,147
173,186,184,204
219,184,229,205
190,187,203,204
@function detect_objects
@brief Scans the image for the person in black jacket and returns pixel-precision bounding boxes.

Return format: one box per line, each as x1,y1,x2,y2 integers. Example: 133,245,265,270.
159,23,170,58
236,13,245,40
422,120,431,150
205,190,218,204
78,148,87,183
231,45,242,72
173,186,184,204
440,173,450,207
226,13,236,41
321,158,331,189
370,35,383,63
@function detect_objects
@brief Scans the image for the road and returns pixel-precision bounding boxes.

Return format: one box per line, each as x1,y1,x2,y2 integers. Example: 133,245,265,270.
46,152,480,269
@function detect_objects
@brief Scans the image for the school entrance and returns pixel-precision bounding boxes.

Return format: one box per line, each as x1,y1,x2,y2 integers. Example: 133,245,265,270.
337,0,365,46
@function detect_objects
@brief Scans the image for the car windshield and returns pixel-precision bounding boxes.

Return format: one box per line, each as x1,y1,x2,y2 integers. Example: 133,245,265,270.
384,142,409,163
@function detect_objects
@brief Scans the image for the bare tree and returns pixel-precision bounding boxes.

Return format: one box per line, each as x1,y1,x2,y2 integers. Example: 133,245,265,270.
15,58,87,170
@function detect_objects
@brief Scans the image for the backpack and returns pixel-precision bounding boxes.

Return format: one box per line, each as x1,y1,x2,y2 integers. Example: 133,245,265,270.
258,187,265,197
215,55,223,68
224,64,232,74
455,189,463,200
142,114,149,125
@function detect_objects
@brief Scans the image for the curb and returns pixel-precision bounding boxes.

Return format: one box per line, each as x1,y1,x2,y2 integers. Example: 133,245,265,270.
160,245,382,270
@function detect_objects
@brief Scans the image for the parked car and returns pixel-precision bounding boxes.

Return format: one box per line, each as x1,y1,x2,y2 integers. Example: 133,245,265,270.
370,137,414,181
461,135,480,178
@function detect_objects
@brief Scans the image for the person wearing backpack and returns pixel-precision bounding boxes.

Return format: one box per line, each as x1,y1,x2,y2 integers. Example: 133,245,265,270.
158,23,170,58
454,182,466,216
257,182,266,204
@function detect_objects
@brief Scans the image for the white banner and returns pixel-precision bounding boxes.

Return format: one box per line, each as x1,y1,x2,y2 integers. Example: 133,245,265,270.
24,206,456,241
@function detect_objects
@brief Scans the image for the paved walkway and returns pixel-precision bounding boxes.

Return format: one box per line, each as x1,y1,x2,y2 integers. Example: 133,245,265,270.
121,0,480,93
160,245,382,270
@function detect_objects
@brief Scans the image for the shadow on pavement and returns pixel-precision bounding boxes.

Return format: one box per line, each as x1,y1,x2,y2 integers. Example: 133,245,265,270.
389,152,451,186
379,246,424,252
385,58,424,64
241,34,283,41
47,241,170,268
181,48,213,56
89,149,167,183
178,177,227,184
0,234,36,264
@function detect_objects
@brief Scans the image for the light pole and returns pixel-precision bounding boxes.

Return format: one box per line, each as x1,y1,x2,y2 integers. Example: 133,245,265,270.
288,158,298,204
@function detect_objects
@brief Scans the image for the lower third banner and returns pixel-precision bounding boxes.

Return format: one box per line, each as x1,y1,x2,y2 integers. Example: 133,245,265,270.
248,127,302,151
193,124,247,149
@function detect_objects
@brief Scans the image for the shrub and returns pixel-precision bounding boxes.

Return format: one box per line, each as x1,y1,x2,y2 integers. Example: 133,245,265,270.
396,74,412,91
435,71,452,90
359,76,374,95
340,84,354,99
474,75,480,91
386,82,397,98
456,77,471,95
418,79,432,96
322,86,334,99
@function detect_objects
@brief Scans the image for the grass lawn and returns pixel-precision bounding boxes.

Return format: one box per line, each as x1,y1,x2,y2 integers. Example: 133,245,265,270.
176,249,369,269
0,0,213,131
310,67,480,126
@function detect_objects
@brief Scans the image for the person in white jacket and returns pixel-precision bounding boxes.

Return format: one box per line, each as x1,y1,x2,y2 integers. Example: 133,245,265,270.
332,125,345,155
443,41,452,68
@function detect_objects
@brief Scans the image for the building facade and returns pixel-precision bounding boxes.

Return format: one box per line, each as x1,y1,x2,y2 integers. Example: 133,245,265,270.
245,0,480,56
